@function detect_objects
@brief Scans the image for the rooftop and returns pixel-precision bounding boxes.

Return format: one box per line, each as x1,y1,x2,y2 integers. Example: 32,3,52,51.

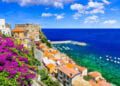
88,72,102,78
12,27,25,32
77,66,87,72
58,65,80,78
89,80,111,86
46,63,56,69
97,80,111,86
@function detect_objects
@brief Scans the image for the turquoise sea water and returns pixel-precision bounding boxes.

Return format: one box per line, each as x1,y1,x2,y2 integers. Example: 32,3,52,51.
53,43,120,86
42,29,120,86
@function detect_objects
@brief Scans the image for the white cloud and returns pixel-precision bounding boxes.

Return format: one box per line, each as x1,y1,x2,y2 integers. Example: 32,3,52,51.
103,20,117,24
41,13,53,17
70,3,85,19
2,0,73,8
84,15,99,23
73,12,81,20
70,3,84,11
71,0,110,19
41,13,64,20
88,1,104,8
88,8,105,14
87,1,105,14
102,0,110,4
54,2,63,9
55,14,64,20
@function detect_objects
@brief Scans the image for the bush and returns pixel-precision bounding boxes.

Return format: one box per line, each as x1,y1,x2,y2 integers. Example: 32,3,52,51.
84,75,93,81
39,31,52,48
0,72,18,86
37,69,60,86
0,36,39,86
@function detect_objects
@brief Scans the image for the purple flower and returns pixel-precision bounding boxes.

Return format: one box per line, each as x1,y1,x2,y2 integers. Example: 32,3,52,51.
0,66,3,71
17,45,24,51
19,57,28,63
18,66,28,73
25,73,36,79
0,36,36,85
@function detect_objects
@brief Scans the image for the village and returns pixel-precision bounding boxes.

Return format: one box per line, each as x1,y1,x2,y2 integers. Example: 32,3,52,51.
0,19,111,86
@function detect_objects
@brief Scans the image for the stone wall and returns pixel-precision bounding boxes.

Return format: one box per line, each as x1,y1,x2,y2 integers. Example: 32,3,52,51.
15,24,40,41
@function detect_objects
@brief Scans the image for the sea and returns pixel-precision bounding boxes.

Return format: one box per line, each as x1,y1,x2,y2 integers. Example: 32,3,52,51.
42,29,120,86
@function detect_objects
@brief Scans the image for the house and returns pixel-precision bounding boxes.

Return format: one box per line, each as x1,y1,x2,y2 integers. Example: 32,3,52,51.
89,80,98,86
65,63,87,77
97,80,111,86
89,79,111,86
12,26,25,39
88,72,111,86
46,63,57,74
12,24,41,49
14,24,40,41
57,65,80,86
0,19,5,29
0,19,11,36
77,66,88,76
12,26,27,47
88,71,104,81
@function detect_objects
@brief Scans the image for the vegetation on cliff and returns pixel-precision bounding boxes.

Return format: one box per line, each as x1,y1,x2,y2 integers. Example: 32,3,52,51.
39,31,52,48
37,69,60,86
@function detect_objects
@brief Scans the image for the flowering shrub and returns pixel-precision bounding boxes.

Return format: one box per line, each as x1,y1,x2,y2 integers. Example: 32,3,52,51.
0,36,37,86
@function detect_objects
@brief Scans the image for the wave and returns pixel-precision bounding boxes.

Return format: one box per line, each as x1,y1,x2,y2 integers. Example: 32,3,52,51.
51,40,87,46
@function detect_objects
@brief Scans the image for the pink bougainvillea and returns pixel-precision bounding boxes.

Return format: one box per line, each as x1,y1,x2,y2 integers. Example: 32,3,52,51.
0,36,36,85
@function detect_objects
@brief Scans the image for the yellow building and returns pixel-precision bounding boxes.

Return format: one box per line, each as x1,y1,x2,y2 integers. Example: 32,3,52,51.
12,26,32,49
12,27,25,39
12,24,41,49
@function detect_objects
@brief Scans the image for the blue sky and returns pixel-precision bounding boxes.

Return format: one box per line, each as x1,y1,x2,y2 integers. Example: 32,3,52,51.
0,0,120,28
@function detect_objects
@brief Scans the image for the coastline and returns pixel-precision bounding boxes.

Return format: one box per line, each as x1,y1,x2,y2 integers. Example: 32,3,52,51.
53,43,119,86
51,40,87,46
37,41,113,86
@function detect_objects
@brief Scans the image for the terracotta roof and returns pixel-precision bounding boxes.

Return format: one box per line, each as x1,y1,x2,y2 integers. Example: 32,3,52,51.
57,59,65,65
66,63,75,68
46,63,56,69
39,44,46,49
89,79,111,86
58,65,80,78
97,80,111,86
88,72,102,78
12,27,25,32
89,80,98,86
49,57,58,61
77,66,87,72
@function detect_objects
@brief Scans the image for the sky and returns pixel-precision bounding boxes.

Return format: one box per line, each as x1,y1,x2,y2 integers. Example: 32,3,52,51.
0,0,120,28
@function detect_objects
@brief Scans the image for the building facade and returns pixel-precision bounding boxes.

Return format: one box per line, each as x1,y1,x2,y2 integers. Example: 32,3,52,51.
57,66,80,86
12,24,40,49
0,19,11,36
14,24,40,41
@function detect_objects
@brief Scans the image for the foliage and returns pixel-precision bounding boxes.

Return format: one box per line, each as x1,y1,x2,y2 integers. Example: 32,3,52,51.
37,69,49,81
37,69,60,86
84,75,93,81
0,72,18,86
0,36,39,86
39,31,52,48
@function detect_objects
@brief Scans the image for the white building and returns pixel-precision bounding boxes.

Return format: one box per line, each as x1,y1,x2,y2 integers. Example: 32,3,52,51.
0,19,5,29
0,19,11,36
